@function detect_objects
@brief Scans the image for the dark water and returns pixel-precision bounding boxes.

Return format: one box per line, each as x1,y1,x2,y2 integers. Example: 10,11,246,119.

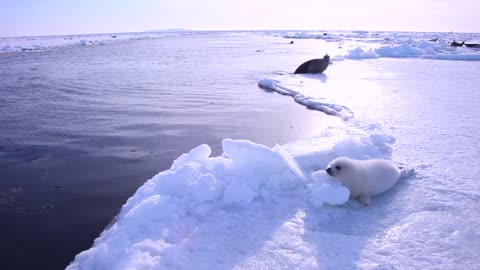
0,32,328,269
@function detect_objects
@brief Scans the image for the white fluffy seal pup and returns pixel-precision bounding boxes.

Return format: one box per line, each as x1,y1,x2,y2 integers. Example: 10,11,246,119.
325,157,414,205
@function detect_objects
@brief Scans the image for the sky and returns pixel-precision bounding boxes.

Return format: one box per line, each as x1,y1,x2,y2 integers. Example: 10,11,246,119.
1,0,479,37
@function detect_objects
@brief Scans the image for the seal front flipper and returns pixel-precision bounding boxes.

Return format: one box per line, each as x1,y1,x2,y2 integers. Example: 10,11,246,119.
357,195,372,206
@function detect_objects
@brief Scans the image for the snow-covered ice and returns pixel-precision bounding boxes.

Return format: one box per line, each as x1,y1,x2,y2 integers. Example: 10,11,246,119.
3,30,480,62
67,130,397,270
66,31,480,269
276,30,480,61
0,31,195,53
258,77,354,120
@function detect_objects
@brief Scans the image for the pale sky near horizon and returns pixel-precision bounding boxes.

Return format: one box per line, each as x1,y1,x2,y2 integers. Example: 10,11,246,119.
1,0,479,37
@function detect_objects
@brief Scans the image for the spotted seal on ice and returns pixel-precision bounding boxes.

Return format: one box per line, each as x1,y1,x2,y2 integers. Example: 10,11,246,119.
294,54,330,74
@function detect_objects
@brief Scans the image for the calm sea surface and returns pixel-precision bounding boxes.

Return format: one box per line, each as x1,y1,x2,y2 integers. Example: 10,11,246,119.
0,32,331,269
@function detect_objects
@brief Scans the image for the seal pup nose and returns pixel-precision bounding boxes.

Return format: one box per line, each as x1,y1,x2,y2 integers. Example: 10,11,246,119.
326,167,332,176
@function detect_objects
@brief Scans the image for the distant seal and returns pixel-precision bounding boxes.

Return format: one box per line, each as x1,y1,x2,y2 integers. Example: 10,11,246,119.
465,43,480,48
294,54,330,74
289,41,294,44
451,40,464,47
325,157,414,205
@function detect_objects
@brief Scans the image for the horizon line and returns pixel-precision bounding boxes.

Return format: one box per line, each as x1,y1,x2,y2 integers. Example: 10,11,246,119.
1,28,479,39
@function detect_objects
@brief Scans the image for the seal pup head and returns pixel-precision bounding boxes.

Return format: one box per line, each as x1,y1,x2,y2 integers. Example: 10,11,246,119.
326,157,353,177
326,157,371,205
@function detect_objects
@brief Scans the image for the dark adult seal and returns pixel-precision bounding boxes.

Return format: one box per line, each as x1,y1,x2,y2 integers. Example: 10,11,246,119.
450,40,464,47
465,43,480,48
294,54,330,74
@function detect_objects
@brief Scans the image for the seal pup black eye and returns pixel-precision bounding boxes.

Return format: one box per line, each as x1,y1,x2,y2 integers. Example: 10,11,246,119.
335,165,341,170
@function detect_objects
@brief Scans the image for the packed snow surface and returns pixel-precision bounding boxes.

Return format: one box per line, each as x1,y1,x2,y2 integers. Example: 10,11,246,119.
258,77,354,120
279,30,480,61
2,30,480,61
0,31,193,52
66,31,480,269
67,131,398,270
